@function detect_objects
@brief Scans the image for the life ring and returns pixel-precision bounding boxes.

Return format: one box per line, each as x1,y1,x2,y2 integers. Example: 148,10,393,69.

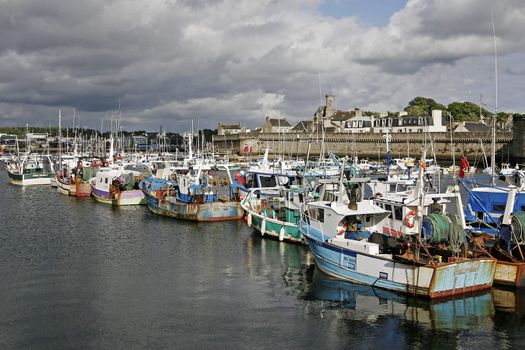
419,160,426,169
404,210,417,228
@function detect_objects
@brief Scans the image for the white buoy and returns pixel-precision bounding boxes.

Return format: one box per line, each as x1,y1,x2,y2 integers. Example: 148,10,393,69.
247,212,252,227
279,226,285,241
261,218,266,236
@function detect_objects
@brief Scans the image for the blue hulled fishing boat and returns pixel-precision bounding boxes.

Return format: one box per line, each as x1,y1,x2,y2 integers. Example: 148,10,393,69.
140,168,243,221
300,164,496,298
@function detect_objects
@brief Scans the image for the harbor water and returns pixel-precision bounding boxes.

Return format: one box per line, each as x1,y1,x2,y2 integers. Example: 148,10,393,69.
1,165,525,349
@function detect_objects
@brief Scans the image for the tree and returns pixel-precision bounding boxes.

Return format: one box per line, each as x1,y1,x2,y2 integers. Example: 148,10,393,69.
405,105,426,116
201,129,218,142
448,101,492,121
404,97,447,116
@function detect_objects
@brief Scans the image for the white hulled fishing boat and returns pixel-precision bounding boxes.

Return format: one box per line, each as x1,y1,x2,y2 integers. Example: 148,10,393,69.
5,153,55,186
300,159,496,298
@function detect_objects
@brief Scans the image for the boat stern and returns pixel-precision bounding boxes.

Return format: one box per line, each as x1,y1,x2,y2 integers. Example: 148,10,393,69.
428,258,496,298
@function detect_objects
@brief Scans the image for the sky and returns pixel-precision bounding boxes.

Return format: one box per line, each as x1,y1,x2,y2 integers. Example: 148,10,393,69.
0,0,524,132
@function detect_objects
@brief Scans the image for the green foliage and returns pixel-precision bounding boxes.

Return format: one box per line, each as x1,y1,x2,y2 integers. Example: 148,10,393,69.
362,110,380,117
496,112,511,123
405,97,447,116
201,128,218,142
448,101,492,121
405,105,426,116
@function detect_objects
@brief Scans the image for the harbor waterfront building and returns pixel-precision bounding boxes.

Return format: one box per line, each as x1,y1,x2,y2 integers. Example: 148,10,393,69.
218,123,244,136
213,95,514,160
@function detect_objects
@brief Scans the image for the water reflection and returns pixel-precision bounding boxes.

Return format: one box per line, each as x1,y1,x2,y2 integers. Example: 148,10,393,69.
300,269,495,331
2,164,525,349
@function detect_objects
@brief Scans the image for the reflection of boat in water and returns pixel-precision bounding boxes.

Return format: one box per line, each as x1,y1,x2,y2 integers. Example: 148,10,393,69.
492,287,525,314
300,269,495,331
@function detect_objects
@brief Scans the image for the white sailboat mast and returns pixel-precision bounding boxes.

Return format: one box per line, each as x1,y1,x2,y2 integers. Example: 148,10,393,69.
58,108,62,168
189,120,194,160
491,14,498,184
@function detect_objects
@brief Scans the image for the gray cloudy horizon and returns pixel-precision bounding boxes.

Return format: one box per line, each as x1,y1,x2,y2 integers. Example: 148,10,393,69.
0,0,524,132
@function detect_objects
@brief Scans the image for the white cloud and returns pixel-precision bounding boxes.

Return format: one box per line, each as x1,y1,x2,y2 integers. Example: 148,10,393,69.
0,0,523,131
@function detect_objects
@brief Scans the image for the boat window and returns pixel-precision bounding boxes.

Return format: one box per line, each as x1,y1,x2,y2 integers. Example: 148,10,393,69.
492,204,505,213
384,204,392,213
259,175,276,187
390,184,396,192
323,191,337,202
105,178,108,184
394,206,403,220
309,208,324,222
299,193,304,202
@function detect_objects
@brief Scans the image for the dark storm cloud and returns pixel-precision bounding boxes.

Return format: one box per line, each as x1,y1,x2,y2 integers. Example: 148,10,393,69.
0,0,523,131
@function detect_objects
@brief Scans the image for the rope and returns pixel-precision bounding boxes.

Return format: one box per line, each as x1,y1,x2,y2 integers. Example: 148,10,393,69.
423,213,465,251
511,212,525,243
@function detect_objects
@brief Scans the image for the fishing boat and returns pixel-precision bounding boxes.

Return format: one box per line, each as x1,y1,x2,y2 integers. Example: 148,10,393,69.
140,167,243,221
299,161,496,298
55,154,79,195
242,186,309,244
5,153,55,186
56,159,99,197
499,163,517,176
241,177,361,244
462,183,525,287
90,165,150,205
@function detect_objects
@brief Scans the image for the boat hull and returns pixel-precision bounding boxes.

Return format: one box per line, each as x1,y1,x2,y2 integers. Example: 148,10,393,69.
301,224,496,298
494,261,525,287
249,214,304,244
91,185,146,206
7,170,53,186
145,193,243,221
76,181,92,197
56,177,71,195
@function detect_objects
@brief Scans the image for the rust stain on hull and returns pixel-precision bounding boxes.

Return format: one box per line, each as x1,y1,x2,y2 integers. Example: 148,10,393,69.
426,258,496,299
428,282,493,299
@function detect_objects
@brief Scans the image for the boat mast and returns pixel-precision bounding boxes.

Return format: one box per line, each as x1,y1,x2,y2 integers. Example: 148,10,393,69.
58,108,62,170
189,120,194,160
383,130,391,179
73,108,78,160
449,112,456,179
491,14,498,184
109,115,114,164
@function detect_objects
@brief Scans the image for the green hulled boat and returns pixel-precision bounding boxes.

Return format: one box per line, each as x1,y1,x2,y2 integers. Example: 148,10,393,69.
241,186,309,244
5,154,55,186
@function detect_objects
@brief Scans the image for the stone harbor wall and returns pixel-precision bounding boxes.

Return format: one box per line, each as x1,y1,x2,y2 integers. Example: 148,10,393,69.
213,132,513,162
512,116,525,164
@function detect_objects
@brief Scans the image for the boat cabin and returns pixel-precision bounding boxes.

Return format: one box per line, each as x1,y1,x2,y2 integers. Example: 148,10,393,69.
465,187,525,227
